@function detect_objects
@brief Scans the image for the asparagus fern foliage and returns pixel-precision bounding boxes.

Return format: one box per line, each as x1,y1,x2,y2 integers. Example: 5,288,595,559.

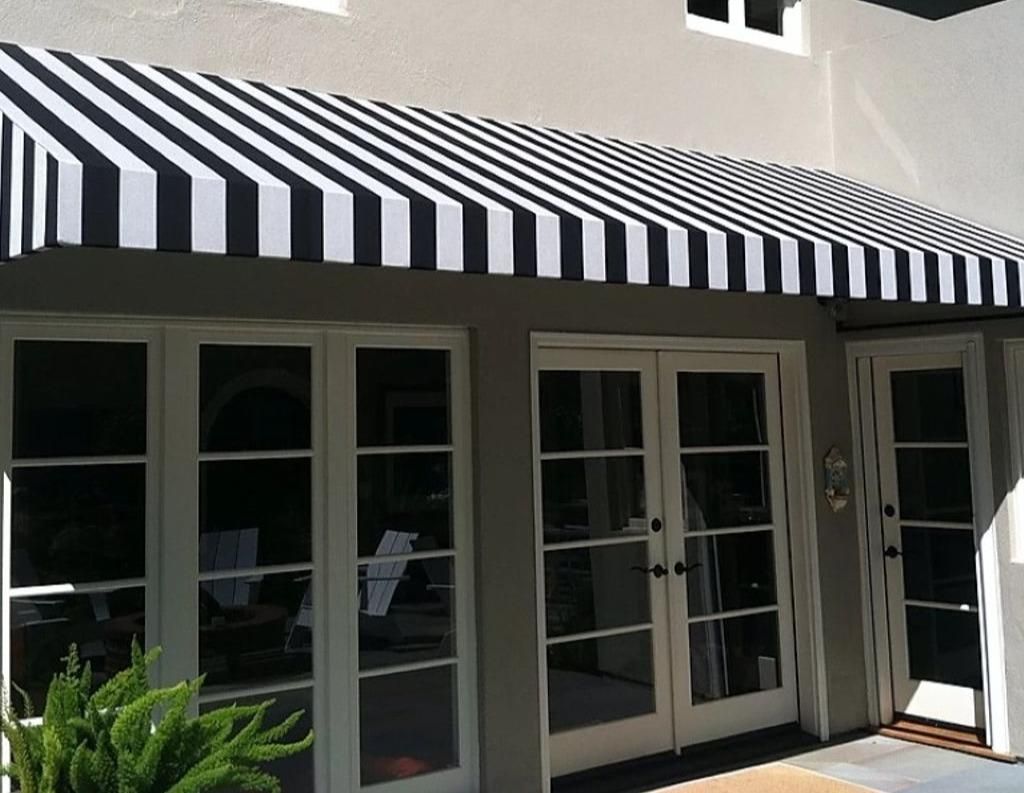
1,642,313,793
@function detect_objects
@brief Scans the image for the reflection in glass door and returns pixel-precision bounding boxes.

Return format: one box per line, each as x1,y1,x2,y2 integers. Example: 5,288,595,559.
536,350,673,778
872,356,984,729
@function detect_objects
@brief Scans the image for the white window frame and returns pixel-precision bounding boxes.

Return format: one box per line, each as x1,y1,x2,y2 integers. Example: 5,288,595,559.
1003,339,1024,563
0,316,478,793
685,0,806,55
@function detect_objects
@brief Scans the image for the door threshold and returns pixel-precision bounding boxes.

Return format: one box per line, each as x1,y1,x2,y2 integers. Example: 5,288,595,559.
878,718,1015,763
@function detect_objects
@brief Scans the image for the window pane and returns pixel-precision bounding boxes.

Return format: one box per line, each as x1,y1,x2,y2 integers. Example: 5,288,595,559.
358,453,452,558
200,687,314,793
745,0,783,34
681,452,772,530
357,349,450,447
539,371,643,453
902,526,977,606
688,0,729,21
359,558,456,671
896,448,973,523
200,458,312,571
11,587,145,712
690,612,781,703
542,456,647,544
685,530,778,617
678,372,767,447
13,340,146,459
906,606,982,689
200,571,312,691
544,543,651,638
547,631,655,733
360,665,459,785
200,345,311,453
892,369,967,443
12,464,146,587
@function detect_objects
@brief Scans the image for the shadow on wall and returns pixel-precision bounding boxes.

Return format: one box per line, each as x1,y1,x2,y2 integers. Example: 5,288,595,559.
857,0,1007,19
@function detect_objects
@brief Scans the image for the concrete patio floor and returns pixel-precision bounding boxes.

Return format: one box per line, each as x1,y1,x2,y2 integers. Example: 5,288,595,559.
655,735,1024,792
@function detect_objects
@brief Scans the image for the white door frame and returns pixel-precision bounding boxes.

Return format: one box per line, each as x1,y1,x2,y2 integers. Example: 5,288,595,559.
846,333,1010,753
532,332,828,792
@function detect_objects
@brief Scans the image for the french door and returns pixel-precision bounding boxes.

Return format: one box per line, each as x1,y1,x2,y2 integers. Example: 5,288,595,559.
870,354,985,729
536,347,799,778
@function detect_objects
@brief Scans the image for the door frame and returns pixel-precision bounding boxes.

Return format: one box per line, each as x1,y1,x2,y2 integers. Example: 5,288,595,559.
846,333,1010,754
531,333,828,792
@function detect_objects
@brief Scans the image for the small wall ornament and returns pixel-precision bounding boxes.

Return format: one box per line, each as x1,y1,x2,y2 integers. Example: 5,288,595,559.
824,446,850,513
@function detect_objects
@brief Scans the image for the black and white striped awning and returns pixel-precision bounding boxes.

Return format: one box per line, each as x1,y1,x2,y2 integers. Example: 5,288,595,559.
2,42,1023,306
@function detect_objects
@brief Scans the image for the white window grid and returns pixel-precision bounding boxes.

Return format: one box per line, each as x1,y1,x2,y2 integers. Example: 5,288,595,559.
686,0,806,55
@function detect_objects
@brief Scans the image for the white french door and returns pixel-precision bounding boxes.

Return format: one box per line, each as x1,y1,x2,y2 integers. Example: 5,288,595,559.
870,353,985,729
536,347,799,778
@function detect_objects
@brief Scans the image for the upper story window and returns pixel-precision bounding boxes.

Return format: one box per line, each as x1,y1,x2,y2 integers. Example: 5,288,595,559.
686,0,805,54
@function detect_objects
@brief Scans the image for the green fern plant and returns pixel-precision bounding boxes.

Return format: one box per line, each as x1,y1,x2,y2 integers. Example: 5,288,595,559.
1,642,313,793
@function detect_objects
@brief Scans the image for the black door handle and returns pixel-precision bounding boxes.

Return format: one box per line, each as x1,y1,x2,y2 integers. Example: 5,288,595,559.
651,518,663,533
884,545,903,559
674,562,703,576
631,564,668,578
884,504,896,518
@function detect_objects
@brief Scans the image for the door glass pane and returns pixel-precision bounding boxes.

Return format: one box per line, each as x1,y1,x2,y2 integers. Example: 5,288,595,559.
745,0,783,34
902,526,977,606
358,453,452,557
896,448,973,523
547,631,655,732
544,543,651,637
360,664,459,785
542,456,647,543
359,558,456,670
200,687,314,793
200,345,311,453
689,612,781,703
678,372,767,447
13,340,147,458
892,369,967,442
685,530,778,617
906,606,983,689
12,463,146,587
11,587,145,712
200,571,312,691
681,452,771,530
200,458,312,570
688,0,729,21
358,348,450,447
539,371,643,453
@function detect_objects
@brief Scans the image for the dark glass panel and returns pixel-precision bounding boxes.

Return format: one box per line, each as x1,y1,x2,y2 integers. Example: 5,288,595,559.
359,558,456,670
906,606,982,689
544,543,651,638
902,526,977,606
200,687,313,793
13,340,146,459
12,464,145,587
200,458,312,571
357,453,452,558
542,456,646,544
677,372,767,447
11,587,145,712
547,631,655,733
357,349,450,447
745,0,783,34
200,345,311,453
539,371,643,453
681,452,772,530
688,0,729,21
891,369,967,443
200,571,312,690
690,612,781,703
896,448,973,523
360,665,459,785
686,530,778,617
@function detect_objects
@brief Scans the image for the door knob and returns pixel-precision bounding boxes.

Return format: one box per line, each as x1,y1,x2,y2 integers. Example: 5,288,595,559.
674,562,703,576
651,518,663,533
884,545,903,559
631,564,668,578
883,504,896,518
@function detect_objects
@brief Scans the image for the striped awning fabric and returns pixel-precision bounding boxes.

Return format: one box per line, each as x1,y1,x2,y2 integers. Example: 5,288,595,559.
1,43,1023,305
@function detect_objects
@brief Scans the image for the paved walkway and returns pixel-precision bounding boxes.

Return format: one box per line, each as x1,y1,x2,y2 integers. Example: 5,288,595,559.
658,736,1024,792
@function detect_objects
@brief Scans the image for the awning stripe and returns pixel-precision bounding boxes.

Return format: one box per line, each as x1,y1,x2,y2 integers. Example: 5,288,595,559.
0,42,1022,307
